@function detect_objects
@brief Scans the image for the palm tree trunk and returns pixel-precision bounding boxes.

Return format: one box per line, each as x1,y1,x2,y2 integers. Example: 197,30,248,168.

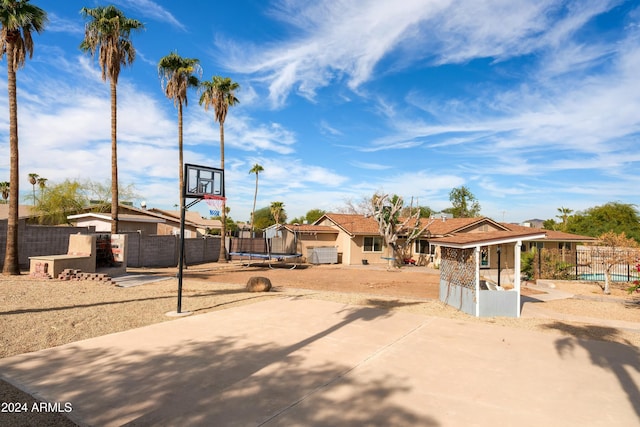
218,123,227,263
178,103,184,210
3,45,20,275
251,173,258,236
177,103,186,269
110,80,119,234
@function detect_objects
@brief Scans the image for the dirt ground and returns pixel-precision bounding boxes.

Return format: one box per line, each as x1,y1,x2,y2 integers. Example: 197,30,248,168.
182,263,444,299
0,262,639,426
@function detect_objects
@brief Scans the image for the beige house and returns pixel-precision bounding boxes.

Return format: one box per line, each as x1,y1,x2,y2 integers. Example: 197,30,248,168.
68,204,221,237
147,208,222,237
272,213,595,267
0,204,37,220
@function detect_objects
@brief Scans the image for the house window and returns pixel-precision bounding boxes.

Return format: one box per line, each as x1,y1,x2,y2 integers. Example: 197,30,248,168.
363,236,383,252
415,239,430,254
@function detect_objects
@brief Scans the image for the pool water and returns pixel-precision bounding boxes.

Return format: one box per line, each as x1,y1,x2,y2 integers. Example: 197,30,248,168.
579,273,638,282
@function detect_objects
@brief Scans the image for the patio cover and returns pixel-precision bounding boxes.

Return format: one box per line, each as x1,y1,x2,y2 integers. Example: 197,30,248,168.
430,229,546,317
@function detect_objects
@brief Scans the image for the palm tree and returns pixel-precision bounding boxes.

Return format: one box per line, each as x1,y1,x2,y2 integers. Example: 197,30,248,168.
28,173,38,205
37,177,46,199
0,182,9,204
270,201,285,225
199,76,239,263
249,163,263,235
1,1,47,275
80,5,143,234
158,52,201,211
556,206,573,231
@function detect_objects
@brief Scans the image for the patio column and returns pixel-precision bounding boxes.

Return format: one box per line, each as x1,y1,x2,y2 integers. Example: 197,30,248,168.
514,240,522,318
475,245,481,317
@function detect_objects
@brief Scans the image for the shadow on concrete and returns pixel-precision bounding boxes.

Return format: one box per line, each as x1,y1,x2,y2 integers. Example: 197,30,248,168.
190,294,280,313
2,304,438,426
363,298,423,311
542,322,640,419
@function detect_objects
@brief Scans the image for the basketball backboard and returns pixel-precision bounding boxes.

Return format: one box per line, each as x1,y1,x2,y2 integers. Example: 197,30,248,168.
184,163,224,198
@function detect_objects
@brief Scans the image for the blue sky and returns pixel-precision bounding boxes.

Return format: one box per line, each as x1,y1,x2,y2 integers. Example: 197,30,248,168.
1,0,639,224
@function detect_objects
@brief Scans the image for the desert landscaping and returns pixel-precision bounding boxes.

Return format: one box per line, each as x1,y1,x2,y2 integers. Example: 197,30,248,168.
1,262,639,425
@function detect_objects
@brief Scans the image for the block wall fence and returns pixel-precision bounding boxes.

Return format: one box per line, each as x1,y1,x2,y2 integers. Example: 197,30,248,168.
0,220,221,270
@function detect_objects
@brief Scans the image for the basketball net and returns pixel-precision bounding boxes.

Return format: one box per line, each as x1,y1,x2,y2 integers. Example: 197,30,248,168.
204,194,226,217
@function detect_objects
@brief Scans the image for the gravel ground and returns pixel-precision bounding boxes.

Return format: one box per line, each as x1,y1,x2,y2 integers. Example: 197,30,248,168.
1,263,638,426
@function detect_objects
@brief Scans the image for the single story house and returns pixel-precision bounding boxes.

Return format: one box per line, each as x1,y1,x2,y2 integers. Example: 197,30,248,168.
271,213,595,267
0,204,37,220
68,204,221,237
147,208,222,237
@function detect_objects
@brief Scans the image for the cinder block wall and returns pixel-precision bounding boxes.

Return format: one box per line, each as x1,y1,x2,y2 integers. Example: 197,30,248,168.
123,234,220,268
140,235,177,267
183,237,220,265
0,221,221,270
0,220,95,268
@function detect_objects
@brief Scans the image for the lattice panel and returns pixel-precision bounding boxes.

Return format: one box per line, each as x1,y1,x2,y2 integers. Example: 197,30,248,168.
440,247,476,289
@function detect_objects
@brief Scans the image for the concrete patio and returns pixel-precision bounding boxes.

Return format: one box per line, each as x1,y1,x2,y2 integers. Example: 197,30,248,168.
0,297,638,426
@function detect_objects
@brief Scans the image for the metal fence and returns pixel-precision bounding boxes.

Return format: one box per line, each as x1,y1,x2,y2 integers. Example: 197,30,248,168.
534,247,640,282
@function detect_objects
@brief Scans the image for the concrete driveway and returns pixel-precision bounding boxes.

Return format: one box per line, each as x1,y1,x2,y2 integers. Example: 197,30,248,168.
1,297,638,426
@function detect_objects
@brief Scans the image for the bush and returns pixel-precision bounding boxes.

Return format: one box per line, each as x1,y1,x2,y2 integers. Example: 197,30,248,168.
521,250,535,280
627,264,640,294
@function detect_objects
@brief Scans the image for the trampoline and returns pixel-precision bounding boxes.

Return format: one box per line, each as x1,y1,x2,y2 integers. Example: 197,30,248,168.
230,226,302,269
229,251,302,269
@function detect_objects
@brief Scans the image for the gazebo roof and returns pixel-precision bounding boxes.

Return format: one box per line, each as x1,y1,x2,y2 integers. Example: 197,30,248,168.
429,229,547,249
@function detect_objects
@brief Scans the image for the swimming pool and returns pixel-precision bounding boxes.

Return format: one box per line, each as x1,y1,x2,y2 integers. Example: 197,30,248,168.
579,273,638,282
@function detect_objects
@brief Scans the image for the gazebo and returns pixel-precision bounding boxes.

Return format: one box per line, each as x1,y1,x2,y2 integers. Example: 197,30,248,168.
430,229,546,317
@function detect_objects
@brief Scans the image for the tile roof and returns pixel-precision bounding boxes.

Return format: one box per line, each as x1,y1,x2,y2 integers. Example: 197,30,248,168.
320,214,500,237
281,224,338,234
147,208,221,228
320,213,380,235
502,223,596,241
429,229,547,248
422,217,501,236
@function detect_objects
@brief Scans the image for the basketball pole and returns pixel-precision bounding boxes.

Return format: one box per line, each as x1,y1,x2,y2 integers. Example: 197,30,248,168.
177,193,201,314
177,196,186,313
174,163,223,315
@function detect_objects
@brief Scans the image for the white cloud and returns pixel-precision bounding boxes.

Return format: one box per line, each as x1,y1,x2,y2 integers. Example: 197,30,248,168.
222,0,450,106
349,161,391,171
47,12,84,35
220,0,623,107
111,0,187,32
367,26,640,179
225,118,297,154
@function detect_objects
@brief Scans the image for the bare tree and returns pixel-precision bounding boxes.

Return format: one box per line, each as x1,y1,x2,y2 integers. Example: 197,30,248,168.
588,231,639,294
336,194,375,216
371,193,433,268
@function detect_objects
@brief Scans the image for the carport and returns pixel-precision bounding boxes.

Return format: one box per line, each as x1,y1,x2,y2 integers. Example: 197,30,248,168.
430,229,546,317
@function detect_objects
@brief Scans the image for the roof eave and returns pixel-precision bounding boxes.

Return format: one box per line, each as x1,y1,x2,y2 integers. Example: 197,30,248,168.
433,233,547,249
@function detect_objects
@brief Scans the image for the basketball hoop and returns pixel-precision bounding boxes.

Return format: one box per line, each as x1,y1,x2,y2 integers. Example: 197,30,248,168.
204,194,226,217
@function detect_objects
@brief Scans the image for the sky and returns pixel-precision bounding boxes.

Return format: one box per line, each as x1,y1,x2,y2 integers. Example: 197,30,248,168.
1,0,639,225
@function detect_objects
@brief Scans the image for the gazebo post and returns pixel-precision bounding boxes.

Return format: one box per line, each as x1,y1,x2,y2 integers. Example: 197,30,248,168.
514,240,522,318
475,245,481,317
